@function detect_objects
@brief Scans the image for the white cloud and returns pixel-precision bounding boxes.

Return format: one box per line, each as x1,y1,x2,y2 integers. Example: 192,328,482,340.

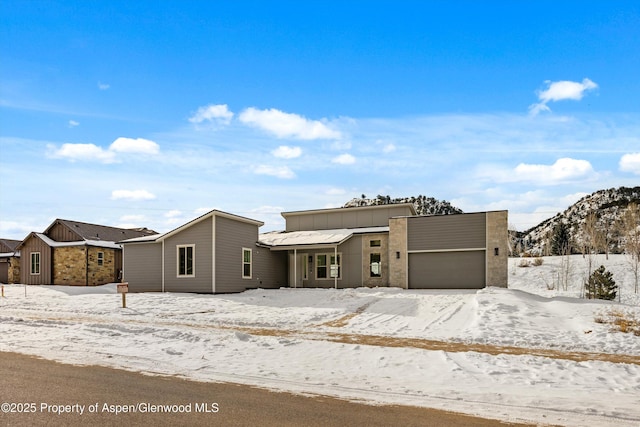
109,137,160,155
254,165,296,179
165,210,183,218
48,137,160,163
189,104,234,125
529,78,598,115
514,158,594,183
110,190,156,201
620,153,640,175
239,107,341,140
68,120,79,128
98,82,110,90
271,145,302,159
120,214,147,223
332,153,356,165
382,143,396,153
47,143,116,163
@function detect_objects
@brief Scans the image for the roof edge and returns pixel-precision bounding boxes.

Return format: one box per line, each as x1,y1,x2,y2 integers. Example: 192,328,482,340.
281,203,417,218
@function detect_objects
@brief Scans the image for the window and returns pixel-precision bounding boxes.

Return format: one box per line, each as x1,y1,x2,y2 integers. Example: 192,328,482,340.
316,253,341,279
97,252,104,266
242,248,252,279
370,240,381,247
30,252,40,275
177,245,195,277
370,253,381,277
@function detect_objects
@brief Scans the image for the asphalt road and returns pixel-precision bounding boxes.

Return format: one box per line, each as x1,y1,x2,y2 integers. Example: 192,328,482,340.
0,352,533,426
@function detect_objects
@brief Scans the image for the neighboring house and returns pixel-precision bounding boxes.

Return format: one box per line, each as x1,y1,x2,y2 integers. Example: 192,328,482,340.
0,238,21,284
121,210,287,293
17,219,157,286
121,204,508,293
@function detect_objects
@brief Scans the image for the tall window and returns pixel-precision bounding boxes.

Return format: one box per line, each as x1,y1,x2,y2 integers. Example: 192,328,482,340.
316,253,341,279
177,245,194,277
30,252,40,275
242,248,252,279
370,253,381,277
97,252,104,266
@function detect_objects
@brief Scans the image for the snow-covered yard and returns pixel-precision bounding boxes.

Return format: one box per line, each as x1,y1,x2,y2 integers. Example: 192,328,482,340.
1,255,639,426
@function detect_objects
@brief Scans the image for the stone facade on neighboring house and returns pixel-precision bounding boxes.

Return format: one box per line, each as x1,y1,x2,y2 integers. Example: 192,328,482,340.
17,219,156,286
0,238,21,284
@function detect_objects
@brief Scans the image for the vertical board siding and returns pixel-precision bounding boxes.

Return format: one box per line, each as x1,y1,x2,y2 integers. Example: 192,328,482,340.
215,216,259,293
124,243,162,292
408,213,486,251
47,222,81,242
20,235,52,285
164,218,213,293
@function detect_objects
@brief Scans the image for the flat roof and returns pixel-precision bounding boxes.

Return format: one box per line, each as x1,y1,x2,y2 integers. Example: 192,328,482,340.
259,226,389,250
281,203,416,217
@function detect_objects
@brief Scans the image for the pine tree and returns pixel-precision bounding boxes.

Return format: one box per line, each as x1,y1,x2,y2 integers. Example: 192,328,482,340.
585,265,617,300
551,222,571,255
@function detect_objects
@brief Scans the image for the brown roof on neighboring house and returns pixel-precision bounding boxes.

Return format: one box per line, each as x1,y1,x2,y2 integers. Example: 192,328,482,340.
45,219,158,242
0,239,21,253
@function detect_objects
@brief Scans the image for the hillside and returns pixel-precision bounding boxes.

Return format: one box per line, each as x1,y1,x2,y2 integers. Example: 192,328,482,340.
344,194,463,216
518,186,640,255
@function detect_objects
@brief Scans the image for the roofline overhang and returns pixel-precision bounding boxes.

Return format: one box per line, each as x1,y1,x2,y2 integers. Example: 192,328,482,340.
157,209,263,243
281,202,417,218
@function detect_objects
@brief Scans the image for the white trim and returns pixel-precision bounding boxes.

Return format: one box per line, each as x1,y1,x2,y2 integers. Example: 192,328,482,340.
408,247,487,254
97,251,104,266
177,244,195,278
242,247,252,279
315,252,342,281
30,252,41,275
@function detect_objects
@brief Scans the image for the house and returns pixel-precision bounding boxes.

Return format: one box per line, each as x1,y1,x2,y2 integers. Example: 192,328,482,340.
0,238,21,284
17,219,157,286
121,204,508,293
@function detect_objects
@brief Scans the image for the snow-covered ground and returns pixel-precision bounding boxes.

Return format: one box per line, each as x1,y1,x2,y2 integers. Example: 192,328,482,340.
1,255,639,426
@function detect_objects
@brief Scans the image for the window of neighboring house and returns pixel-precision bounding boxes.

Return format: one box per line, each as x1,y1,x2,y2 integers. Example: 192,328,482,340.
97,252,104,266
177,245,195,277
242,248,252,279
316,253,341,279
370,253,381,278
30,252,40,275
370,240,381,247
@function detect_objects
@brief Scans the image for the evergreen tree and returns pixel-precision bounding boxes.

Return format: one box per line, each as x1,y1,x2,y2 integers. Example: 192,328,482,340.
551,222,571,255
585,265,617,300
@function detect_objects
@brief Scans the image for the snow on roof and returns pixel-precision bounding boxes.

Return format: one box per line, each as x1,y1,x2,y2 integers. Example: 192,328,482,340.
119,233,166,244
35,233,122,249
259,226,388,249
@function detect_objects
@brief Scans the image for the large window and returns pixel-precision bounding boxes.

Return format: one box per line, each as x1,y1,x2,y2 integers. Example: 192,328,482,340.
30,252,40,275
242,248,252,279
177,245,195,277
316,253,341,279
370,253,381,278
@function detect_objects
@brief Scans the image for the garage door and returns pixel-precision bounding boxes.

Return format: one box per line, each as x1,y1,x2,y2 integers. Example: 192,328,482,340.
408,251,485,289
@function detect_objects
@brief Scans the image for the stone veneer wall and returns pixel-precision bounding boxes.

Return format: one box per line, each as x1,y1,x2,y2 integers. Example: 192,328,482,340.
486,211,508,288
8,257,20,283
53,246,117,286
361,233,389,287
53,246,87,286
388,217,408,289
87,247,116,286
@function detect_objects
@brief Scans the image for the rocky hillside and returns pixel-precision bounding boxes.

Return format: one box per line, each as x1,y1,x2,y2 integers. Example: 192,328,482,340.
344,194,463,216
517,186,640,255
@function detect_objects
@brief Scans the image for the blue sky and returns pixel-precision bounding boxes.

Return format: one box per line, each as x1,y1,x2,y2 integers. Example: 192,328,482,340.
1,1,639,239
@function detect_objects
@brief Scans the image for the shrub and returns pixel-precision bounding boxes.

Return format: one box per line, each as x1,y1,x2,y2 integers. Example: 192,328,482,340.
518,259,531,268
532,257,544,266
585,265,617,300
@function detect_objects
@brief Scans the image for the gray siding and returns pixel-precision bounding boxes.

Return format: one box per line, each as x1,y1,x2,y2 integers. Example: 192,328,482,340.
409,251,485,289
293,236,363,288
123,242,162,292
215,216,260,293
286,205,414,232
20,235,52,285
253,247,287,289
408,213,486,251
164,217,213,293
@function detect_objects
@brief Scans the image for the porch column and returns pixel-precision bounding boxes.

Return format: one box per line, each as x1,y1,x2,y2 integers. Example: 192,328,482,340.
293,248,297,288
334,245,338,289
